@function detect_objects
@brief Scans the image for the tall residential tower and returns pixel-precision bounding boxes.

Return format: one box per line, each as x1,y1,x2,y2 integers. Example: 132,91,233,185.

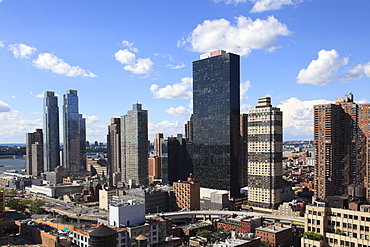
63,90,86,173
43,91,60,172
314,94,370,200
121,103,148,187
247,97,283,209
192,50,242,197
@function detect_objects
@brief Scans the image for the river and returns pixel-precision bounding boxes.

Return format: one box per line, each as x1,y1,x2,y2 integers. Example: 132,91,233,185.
0,158,26,173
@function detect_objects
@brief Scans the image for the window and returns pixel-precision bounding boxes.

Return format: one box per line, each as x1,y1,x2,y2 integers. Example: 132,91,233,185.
317,220,321,225
354,215,358,220
349,215,353,219
353,224,357,230
360,226,364,231
344,214,348,218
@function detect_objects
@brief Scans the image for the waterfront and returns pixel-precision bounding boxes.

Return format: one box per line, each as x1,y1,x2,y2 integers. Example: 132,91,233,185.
0,158,26,173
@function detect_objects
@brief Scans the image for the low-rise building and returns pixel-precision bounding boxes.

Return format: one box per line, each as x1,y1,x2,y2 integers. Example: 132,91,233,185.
255,223,292,247
214,215,263,233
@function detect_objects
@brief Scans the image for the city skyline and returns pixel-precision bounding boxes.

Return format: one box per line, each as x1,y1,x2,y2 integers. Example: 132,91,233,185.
1,0,370,143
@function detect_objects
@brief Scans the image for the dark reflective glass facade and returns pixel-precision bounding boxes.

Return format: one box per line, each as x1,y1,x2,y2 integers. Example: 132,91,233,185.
192,53,241,197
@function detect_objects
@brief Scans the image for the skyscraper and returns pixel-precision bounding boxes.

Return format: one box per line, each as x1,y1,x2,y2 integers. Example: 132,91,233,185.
314,94,370,200
107,118,121,175
26,129,43,176
153,133,164,157
247,97,283,209
63,89,85,173
43,91,60,172
161,134,193,185
192,50,242,197
121,103,148,187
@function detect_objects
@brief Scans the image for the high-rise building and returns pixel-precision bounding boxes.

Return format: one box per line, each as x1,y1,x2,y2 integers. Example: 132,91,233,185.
63,89,85,173
161,134,193,185
240,114,248,187
107,118,121,175
314,94,370,200
247,97,283,209
153,133,164,157
43,91,60,172
79,114,87,171
185,114,193,142
121,103,148,187
192,50,242,197
26,129,43,176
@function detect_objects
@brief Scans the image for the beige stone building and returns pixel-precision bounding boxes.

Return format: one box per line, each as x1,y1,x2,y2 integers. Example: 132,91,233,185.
302,200,370,247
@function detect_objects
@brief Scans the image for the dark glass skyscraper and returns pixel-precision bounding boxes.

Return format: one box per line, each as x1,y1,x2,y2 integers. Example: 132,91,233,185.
161,134,193,185
192,50,242,197
63,90,85,173
43,91,60,172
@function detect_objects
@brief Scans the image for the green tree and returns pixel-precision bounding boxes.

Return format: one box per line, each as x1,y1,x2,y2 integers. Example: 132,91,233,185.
196,229,213,239
59,215,70,224
302,231,324,241
29,200,45,214
6,199,26,212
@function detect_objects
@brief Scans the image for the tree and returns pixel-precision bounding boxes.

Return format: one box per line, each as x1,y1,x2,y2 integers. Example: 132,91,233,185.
302,231,324,241
29,200,45,214
6,199,26,212
196,229,213,239
59,215,70,224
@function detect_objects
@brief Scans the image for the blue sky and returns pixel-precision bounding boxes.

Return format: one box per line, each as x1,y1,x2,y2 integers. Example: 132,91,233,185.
1,0,370,143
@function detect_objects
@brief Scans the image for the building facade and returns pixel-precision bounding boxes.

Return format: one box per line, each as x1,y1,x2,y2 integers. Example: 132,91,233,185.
63,89,86,173
26,129,44,176
192,50,242,197
121,103,148,187
43,91,60,172
302,200,370,247
153,133,164,157
247,97,283,209
107,118,122,176
314,94,370,200
161,135,193,185
173,175,200,211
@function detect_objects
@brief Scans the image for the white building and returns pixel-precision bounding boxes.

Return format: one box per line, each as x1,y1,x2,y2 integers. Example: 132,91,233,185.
109,199,146,227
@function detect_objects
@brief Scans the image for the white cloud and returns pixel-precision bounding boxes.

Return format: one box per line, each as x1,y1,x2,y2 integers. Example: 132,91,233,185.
33,53,97,78
167,63,186,69
115,49,153,75
150,77,193,99
83,115,107,142
179,15,290,56
250,0,296,13
343,62,370,81
0,110,43,143
11,96,16,99
148,120,184,140
297,49,348,85
121,40,139,53
277,97,333,139
0,41,4,48
189,99,193,109
241,103,253,114
166,106,192,116
0,100,11,112
240,80,251,100
212,0,301,12
8,43,37,59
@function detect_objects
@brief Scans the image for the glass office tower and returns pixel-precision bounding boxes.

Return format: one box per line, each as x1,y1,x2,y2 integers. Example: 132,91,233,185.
192,50,242,197
63,89,82,173
43,91,60,172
